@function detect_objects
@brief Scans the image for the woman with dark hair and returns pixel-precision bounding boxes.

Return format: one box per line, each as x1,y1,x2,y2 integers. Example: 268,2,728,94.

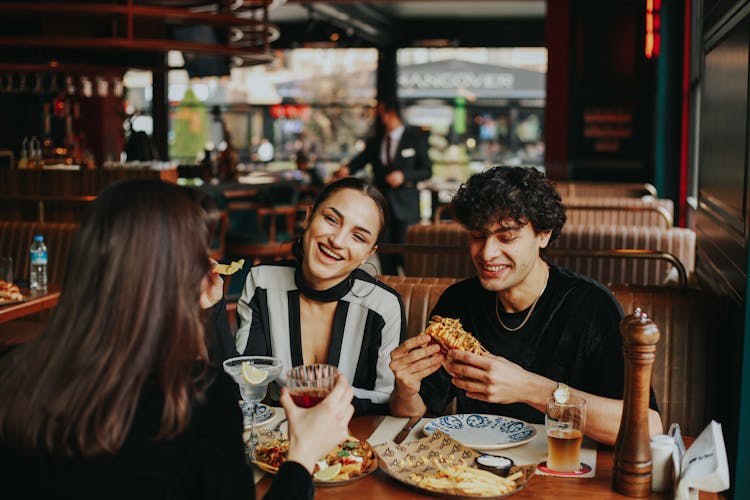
0,179,354,499
225,177,406,416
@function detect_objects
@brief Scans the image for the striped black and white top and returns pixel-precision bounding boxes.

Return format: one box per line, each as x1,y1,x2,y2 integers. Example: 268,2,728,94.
234,261,405,415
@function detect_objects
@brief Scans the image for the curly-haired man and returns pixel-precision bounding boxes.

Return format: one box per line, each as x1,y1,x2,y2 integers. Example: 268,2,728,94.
389,166,662,445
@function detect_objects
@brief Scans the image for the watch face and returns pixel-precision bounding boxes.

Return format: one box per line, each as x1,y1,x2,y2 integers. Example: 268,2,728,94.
553,385,570,404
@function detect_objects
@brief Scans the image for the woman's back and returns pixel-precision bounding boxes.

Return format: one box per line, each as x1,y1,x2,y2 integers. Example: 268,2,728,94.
0,370,249,499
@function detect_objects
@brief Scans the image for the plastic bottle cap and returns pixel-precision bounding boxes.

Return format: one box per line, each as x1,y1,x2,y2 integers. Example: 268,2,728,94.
34,235,43,242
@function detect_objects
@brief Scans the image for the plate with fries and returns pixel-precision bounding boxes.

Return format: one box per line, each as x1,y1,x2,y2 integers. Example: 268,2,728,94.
374,430,535,498
423,414,536,450
252,435,378,486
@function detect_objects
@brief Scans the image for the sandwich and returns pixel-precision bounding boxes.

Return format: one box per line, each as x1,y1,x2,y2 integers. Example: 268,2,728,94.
423,315,489,355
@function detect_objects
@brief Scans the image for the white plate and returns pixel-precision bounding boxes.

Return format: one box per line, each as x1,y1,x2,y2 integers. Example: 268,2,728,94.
238,401,276,428
422,414,536,450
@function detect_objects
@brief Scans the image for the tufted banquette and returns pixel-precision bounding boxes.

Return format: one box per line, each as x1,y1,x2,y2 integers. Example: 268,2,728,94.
380,275,729,438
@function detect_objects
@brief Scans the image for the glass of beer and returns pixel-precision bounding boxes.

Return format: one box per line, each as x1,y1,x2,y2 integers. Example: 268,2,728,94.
545,395,586,472
286,364,338,408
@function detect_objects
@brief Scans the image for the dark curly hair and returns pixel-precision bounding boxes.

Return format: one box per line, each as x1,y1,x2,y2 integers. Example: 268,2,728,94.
452,166,567,241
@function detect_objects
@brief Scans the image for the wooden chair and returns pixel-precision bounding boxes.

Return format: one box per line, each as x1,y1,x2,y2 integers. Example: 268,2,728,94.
208,211,229,261
553,181,657,199
434,197,674,229
564,197,674,228
0,220,79,286
402,221,695,287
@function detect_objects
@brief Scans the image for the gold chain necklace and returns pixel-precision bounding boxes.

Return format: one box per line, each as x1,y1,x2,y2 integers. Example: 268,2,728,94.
496,266,549,332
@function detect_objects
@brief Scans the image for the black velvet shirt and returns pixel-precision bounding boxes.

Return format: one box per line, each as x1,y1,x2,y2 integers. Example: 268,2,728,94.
420,264,658,424
0,369,314,500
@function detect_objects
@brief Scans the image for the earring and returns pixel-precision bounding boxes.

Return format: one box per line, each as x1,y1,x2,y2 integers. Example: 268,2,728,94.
349,261,379,298
358,260,378,278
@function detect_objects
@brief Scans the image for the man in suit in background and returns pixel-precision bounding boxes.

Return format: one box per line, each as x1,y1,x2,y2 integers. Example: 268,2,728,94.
336,98,433,275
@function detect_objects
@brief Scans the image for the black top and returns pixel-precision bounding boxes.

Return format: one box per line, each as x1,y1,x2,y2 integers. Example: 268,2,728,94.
420,264,658,424
0,369,313,500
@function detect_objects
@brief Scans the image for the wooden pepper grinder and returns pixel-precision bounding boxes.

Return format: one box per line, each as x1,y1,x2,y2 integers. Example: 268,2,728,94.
613,308,660,497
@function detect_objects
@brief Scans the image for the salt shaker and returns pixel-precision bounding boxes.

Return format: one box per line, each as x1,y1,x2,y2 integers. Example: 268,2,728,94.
650,434,674,492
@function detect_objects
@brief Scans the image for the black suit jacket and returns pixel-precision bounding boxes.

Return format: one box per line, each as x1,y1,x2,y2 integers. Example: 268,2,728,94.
347,126,432,224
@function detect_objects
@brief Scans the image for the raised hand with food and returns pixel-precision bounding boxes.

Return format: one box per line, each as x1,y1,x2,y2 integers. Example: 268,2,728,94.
445,349,534,406
200,259,225,309
388,333,444,417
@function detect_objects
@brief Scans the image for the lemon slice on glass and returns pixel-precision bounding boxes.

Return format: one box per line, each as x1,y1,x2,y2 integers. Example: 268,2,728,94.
313,462,341,481
241,362,267,384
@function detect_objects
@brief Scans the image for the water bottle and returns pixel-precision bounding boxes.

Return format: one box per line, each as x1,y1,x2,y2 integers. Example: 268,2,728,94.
30,235,48,293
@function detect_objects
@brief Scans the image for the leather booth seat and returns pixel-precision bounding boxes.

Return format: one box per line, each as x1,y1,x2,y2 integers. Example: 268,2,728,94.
381,275,729,437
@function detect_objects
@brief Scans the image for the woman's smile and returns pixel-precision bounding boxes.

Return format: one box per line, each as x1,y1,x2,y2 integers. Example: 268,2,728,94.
302,188,381,290
317,242,344,261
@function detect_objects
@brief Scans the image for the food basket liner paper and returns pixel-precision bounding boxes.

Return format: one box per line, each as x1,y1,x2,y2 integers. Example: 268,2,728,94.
374,430,535,496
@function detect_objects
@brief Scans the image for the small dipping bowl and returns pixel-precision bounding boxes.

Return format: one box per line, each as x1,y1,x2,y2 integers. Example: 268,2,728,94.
475,454,514,477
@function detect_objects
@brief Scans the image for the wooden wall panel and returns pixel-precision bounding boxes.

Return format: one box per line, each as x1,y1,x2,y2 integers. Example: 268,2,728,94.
697,13,749,299
694,4,750,493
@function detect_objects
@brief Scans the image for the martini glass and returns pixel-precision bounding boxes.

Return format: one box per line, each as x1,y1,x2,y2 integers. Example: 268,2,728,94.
223,356,283,451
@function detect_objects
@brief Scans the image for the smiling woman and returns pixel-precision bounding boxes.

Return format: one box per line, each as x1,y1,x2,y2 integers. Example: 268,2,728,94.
219,177,406,416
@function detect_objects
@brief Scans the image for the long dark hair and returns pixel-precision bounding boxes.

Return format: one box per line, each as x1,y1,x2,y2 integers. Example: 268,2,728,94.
294,177,389,259
0,180,211,459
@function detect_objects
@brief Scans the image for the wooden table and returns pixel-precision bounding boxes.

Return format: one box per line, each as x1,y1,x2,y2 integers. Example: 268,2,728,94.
256,415,720,499
0,286,60,324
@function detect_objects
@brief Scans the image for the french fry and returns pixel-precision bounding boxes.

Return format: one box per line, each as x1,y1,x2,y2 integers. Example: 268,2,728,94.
410,461,519,497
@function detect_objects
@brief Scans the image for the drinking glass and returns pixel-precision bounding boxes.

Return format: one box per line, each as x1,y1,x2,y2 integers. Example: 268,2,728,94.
286,364,338,408
223,356,283,450
545,395,586,472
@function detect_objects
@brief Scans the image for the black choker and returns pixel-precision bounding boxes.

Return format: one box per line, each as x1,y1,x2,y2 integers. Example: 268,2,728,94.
294,267,350,302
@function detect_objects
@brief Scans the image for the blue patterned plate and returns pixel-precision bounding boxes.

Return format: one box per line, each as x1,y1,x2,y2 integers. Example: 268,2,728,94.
238,401,276,428
423,414,536,450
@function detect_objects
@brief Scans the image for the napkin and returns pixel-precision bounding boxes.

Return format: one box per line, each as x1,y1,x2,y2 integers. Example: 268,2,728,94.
368,416,425,446
674,420,730,500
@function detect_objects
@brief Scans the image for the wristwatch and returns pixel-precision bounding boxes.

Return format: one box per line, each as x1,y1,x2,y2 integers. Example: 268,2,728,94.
553,382,570,404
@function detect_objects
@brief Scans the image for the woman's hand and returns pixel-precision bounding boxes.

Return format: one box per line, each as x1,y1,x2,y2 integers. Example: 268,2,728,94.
389,334,444,398
199,259,224,309
445,350,532,404
281,373,355,474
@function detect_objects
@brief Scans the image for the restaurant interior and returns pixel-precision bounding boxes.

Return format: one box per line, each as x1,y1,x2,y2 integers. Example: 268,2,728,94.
0,1,748,498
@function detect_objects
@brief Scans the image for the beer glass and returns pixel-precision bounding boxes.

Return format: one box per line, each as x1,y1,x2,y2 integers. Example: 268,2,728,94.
545,395,586,472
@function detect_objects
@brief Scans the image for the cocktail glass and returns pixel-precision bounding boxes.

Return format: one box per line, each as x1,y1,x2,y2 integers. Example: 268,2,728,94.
223,356,283,450
286,364,338,408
